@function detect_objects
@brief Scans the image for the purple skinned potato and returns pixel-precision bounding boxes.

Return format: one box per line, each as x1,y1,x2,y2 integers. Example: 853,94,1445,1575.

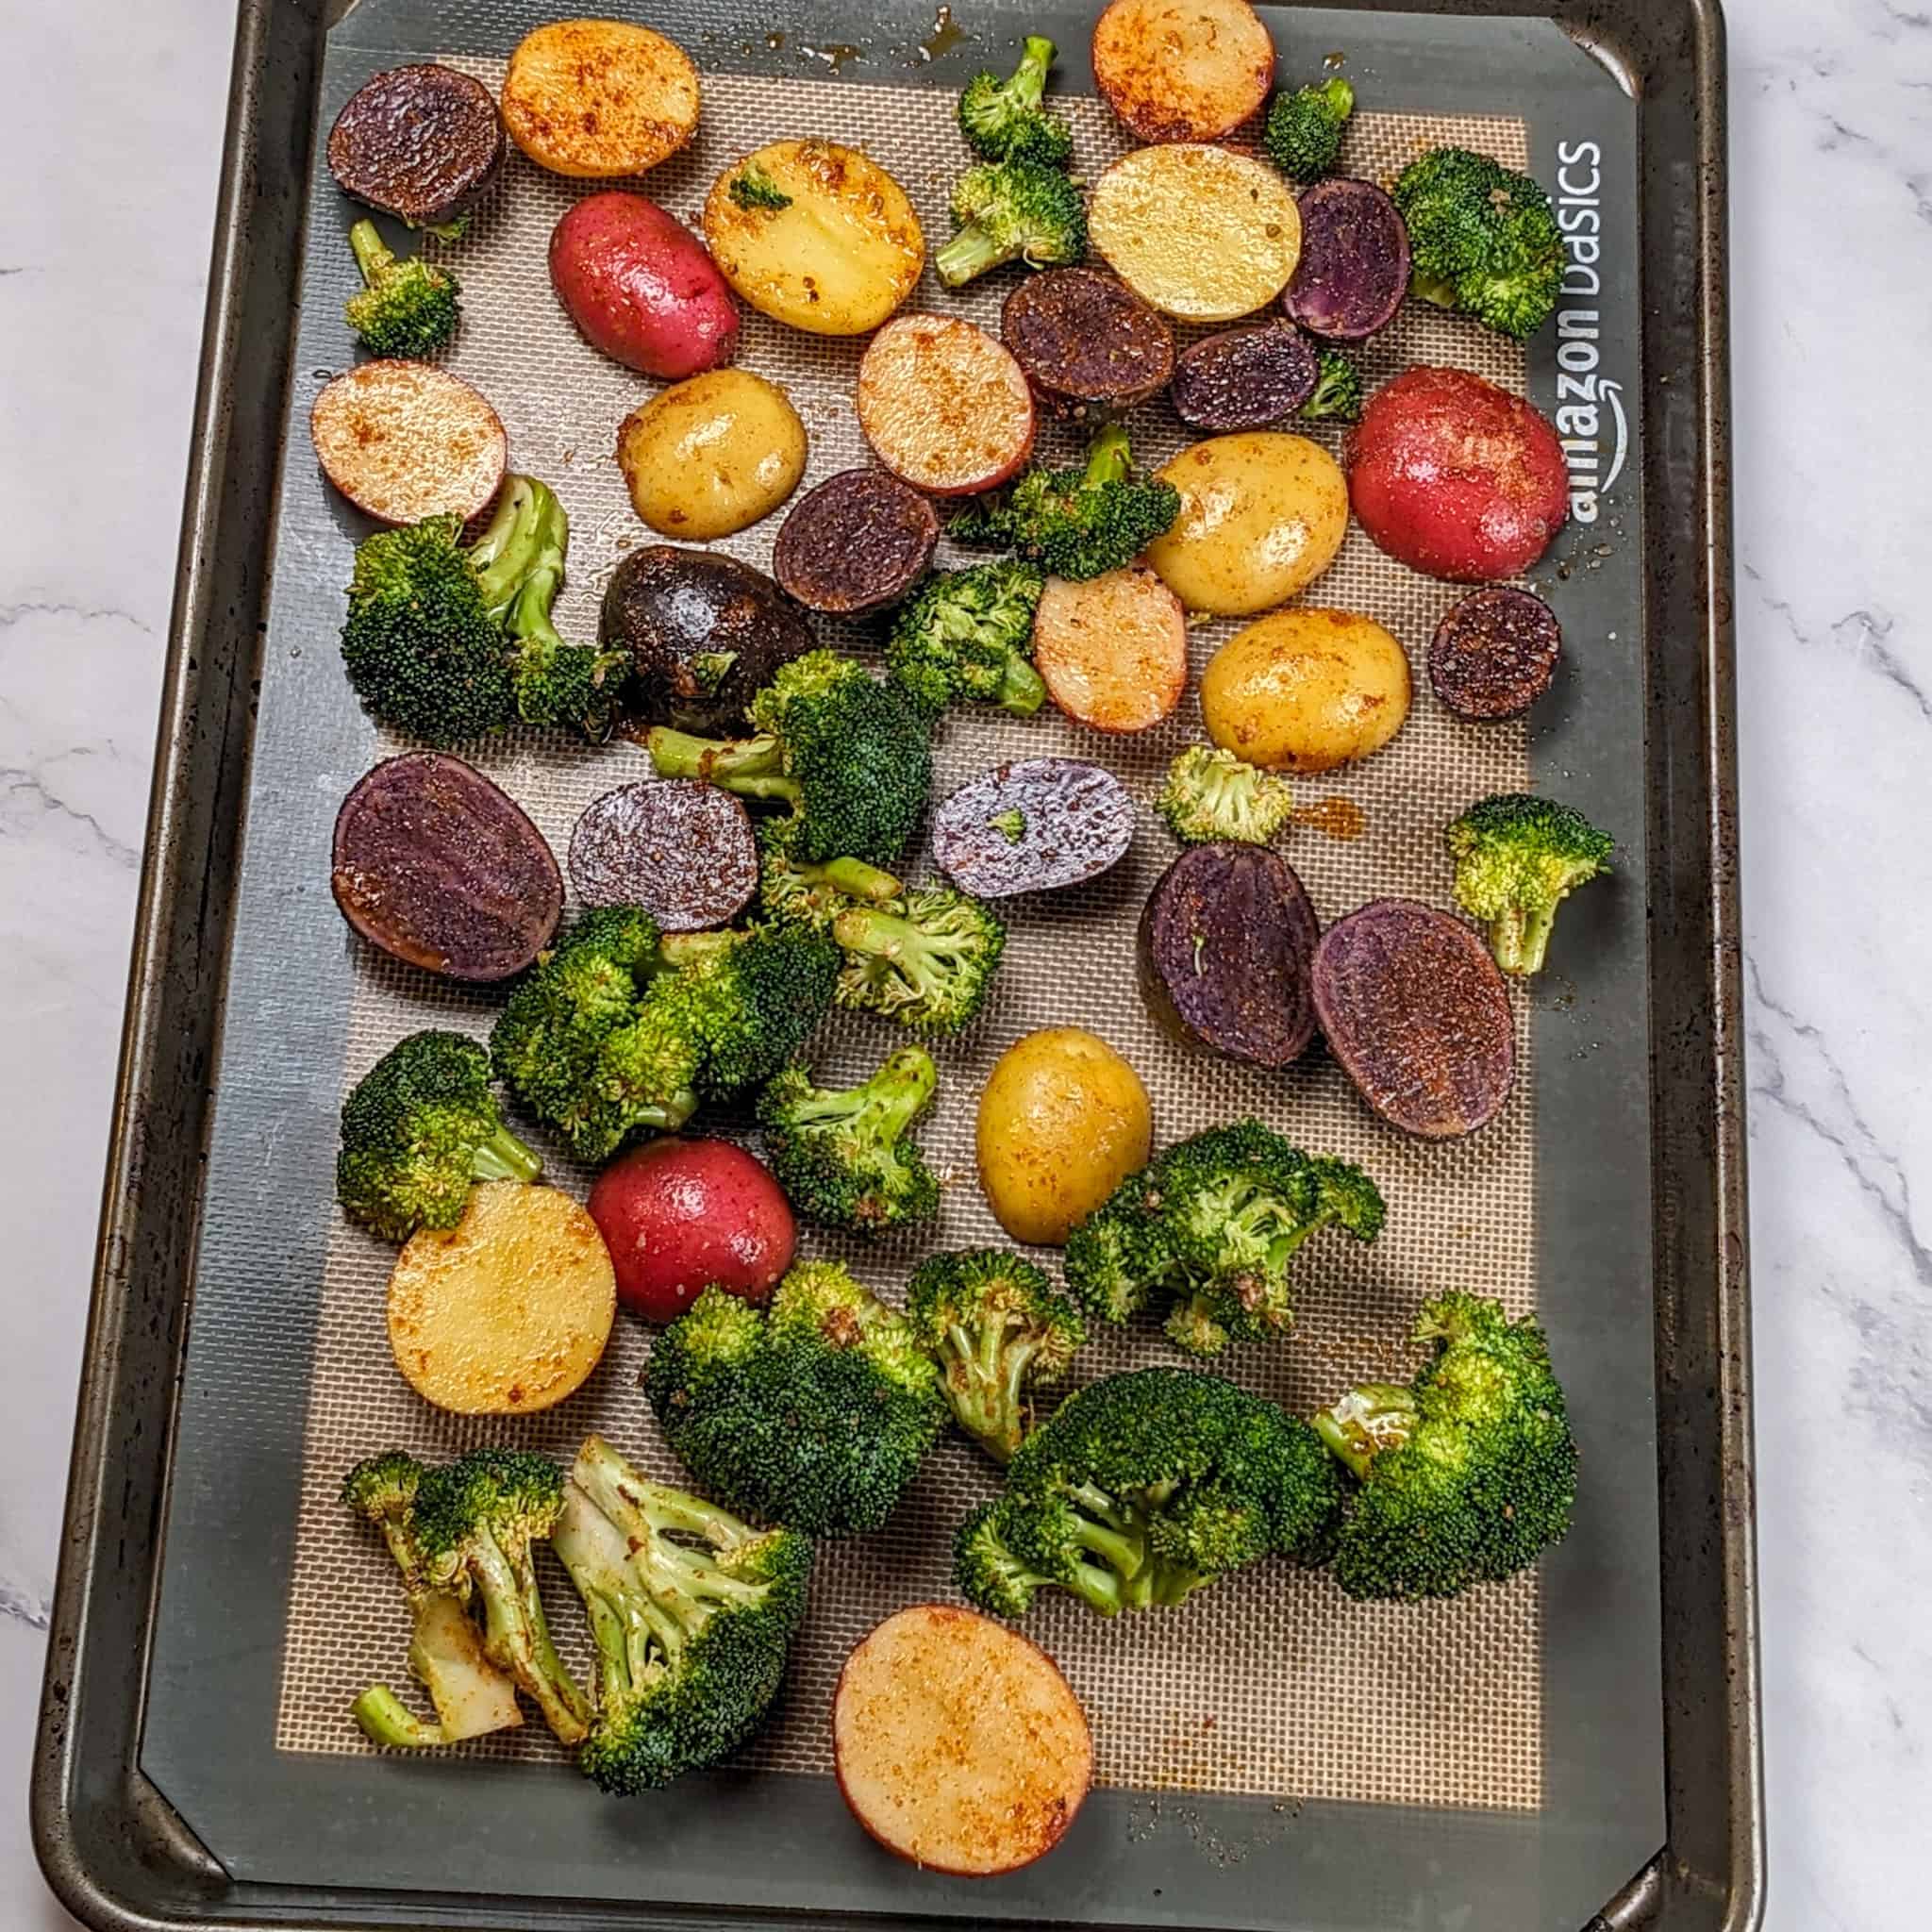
332,753,562,982
569,780,758,929
774,469,939,616
1139,843,1321,1068
1282,178,1411,343
1002,269,1176,416
1311,899,1515,1137
327,64,505,228
933,758,1135,899
1170,322,1319,433
1427,586,1562,721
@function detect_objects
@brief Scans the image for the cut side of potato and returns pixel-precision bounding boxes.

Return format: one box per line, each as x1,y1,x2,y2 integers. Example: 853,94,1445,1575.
501,19,700,178
387,1181,615,1415
310,361,507,526
857,314,1036,496
703,141,924,337
1090,144,1301,323
1091,0,1275,143
1033,566,1189,733
833,1604,1092,1875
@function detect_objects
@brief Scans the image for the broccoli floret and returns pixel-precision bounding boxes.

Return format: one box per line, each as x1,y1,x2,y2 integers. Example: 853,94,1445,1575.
950,422,1180,581
341,1451,525,1748
344,218,459,358
646,652,933,869
1263,76,1355,182
954,1368,1343,1617
831,884,1007,1035
409,1447,590,1744
757,1046,940,1233
726,163,792,211
906,1249,1085,1463
1301,347,1363,422
1062,1120,1386,1355
552,1435,811,1792
1391,145,1564,340
885,562,1047,718
1445,791,1614,976
489,908,838,1161
990,808,1025,842
958,34,1074,166
1157,745,1295,846
1313,1292,1578,1601
340,474,622,743
645,1268,946,1537
935,159,1087,288
335,1030,541,1242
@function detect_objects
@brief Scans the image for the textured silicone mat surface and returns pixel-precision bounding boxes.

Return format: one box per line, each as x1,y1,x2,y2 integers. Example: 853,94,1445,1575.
272,68,1550,1810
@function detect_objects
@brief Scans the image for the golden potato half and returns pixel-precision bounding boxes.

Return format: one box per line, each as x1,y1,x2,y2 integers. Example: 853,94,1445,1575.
618,369,808,540
502,19,700,178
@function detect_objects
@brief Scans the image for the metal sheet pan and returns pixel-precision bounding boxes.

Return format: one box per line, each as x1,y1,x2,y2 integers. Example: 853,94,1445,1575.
30,0,1756,1926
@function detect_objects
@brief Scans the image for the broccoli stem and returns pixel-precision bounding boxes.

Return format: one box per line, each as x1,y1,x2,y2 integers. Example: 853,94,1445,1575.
467,1525,591,1741
1408,269,1459,310
942,1312,1042,1462
646,725,799,802
466,476,551,621
1312,1383,1418,1480
348,218,398,289
1011,34,1056,108
998,652,1048,714
470,1123,543,1185
798,856,904,904
935,220,1009,288
1492,901,1557,976
1084,420,1133,491
352,1684,446,1748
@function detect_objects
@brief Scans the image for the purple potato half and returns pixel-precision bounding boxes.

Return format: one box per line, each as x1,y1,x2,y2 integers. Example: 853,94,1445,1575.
1282,178,1411,343
1169,322,1319,433
1139,843,1321,1068
1311,898,1515,1137
932,758,1135,899
568,780,758,929
1426,586,1562,721
1002,269,1176,416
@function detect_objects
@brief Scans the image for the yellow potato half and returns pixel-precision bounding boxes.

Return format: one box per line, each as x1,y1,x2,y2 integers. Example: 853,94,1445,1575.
1201,607,1413,774
618,368,808,540
387,1182,615,1415
501,20,700,178
1145,432,1349,616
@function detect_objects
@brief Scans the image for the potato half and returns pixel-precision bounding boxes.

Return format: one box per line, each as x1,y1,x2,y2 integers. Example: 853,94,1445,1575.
617,369,808,540
501,19,700,178
1090,144,1301,323
387,1182,615,1414
1091,0,1275,143
309,362,507,526
834,1605,1092,1876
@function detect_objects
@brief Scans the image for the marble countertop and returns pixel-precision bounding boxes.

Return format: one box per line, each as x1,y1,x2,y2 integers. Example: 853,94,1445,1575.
1,0,1923,1924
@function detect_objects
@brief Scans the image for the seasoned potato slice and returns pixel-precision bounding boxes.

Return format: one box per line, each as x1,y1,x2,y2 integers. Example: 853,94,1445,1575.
857,315,1036,495
617,369,808,540
387,1182,615,1415
834,1605,1092,1875
1090,144,1301,323
501,19,700,178
309,361,507,526
1091,0,1275,143
1033,567,1188,734
703,141,924,337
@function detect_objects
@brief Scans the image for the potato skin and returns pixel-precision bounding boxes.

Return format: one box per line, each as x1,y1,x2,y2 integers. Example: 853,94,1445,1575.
975,1028,1152,1247
1201,607,1412,774
550,192,739,379
1144,432,1348,617
617,369,807,541
703,141,924,337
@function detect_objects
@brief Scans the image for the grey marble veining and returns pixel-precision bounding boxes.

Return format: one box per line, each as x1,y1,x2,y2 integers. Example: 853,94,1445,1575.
0,0,1924,1924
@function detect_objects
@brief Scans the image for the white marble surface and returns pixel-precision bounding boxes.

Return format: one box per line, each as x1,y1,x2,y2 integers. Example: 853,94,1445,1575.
0,0,1924,1924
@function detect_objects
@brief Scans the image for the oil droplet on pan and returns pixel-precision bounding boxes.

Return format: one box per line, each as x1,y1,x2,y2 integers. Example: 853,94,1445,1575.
919,5,968,60
1296,796,1366,841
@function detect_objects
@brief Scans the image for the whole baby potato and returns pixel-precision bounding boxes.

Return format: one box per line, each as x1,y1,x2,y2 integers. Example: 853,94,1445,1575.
975,1027,1152,1247
1201,607,1412,774
617,369,808,541
1143,432,1348,617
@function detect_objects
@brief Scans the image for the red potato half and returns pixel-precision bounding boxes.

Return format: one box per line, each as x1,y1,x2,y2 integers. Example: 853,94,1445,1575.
1091,0,1275,143
834,1605,1092,1876
1033,567,1188,734
857,315,1036,497
550,192,739,379
1347,366,1570,582
310,361,507,525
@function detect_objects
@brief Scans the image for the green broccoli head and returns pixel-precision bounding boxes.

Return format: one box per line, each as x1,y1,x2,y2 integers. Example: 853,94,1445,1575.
1392,145,1564,339
1313,1292,1578,1601
831,884,1007,1036
936,159,1088,288
726,163,792,211
954,1367,1344,1618
906,1248,1086,1463
1157,745,1295,846
757,1046,941,1233
646,1270,946,1537
1301,347,1364,423
950,421,1180,581
958,35,1074,167
336,1030,541,1241
1062,1120,1386,1355
648,652,933,869
1446,791,1614,975
885,562,1047,718
662,924,843,1099
1263,76,1355,182
344,219,459,358
553,1435,811,1792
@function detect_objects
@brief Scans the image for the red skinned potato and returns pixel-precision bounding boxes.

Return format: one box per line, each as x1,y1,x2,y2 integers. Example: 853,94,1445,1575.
586,1138,794,1324
549,192,739,379
857,314,1036,496
1347,366,1569,581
